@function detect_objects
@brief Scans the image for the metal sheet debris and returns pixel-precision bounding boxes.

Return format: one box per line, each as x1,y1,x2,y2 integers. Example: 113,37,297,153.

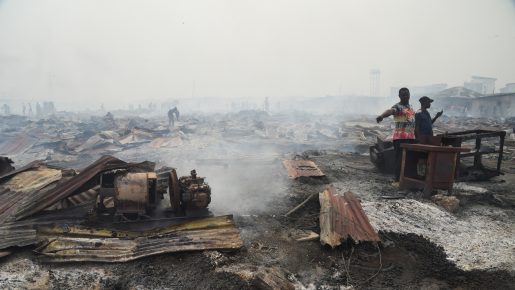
0,166,63,223
0,204,97,252
253,267,296,290
3,167,62,194
149,136,183,148
36,215,243,262
0,135,37,155
319,185,380,247
283,160,325,179
0,156,241,263
0,156,153,245
0,224,37,250
0,160,44,182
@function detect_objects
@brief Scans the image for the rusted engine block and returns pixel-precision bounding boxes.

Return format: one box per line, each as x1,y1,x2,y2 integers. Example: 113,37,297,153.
96,168,211,219
179,170,212,209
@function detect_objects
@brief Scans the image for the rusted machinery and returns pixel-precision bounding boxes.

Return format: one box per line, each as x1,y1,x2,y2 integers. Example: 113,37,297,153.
95,168,211,220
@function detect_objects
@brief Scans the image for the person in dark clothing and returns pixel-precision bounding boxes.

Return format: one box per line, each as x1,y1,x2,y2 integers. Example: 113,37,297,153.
415,96,443,144
168,107,180,128
376,88,416,182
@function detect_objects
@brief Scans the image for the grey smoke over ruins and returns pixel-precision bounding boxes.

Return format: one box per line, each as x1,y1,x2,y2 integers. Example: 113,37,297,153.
0,0,514,108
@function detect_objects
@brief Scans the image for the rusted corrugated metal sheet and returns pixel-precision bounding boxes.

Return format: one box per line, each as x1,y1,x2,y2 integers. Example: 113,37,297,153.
283,160,325,179
0,167,62,223
0,224,36,249
0,135,36,155
0,156,152,224
36,215,243,262
3,167,62,193
10,156,147,222
0,160,44,182
0,203,94,251
319,185,380,247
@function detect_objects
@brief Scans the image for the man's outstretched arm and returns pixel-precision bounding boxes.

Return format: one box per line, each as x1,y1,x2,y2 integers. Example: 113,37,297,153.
376,108,395,123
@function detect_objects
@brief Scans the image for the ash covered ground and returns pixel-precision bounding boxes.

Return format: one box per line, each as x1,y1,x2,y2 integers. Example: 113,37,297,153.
0,110,514,289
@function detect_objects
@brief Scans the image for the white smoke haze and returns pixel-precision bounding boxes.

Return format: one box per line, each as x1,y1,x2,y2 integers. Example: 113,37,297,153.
1,0,514,213
0,0,514,110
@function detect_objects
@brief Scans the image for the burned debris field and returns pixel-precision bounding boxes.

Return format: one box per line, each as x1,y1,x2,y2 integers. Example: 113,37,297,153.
0,111,514,289
1,2,515,289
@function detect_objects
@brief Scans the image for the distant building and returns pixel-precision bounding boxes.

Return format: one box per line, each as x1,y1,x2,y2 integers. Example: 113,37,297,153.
464,76,496,94
390,83,448,98
468,93,515,118
430,86,483,116
263,97,270,113
500,83,515,94
370,69,380,96
432,86,483,99
42,102,55,115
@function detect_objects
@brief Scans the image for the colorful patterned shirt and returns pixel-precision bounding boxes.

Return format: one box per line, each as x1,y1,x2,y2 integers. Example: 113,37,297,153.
391,103,415,140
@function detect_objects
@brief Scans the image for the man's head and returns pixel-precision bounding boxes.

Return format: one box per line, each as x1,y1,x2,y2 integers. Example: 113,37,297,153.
419,96,433,109
398,88,410,105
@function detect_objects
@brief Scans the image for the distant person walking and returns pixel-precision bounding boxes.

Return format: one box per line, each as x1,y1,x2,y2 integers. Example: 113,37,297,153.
36,102,42,117
167,107,180,128
1,104,10,115
376,87,416,182
415,96,443,144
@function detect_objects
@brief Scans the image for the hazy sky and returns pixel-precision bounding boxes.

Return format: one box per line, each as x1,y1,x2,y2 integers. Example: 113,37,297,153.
0,0,514,103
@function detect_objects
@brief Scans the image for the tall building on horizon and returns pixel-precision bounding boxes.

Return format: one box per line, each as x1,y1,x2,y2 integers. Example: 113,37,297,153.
370,69,380,96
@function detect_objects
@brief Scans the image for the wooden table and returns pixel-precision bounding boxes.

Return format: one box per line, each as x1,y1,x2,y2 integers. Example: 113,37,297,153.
400,143,470,195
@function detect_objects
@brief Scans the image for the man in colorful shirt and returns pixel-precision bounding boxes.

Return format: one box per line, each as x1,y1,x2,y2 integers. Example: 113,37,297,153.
376,87,416,181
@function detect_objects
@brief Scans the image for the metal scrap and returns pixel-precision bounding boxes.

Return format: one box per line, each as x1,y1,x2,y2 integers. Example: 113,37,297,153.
283,160,325,179
0,223,36,249
319,185,380,247
10,156,151,222
0,166,63,223
149,136,183,148
0,156,243,262
36,215,243,262
0,204,99,251
0,134,37,155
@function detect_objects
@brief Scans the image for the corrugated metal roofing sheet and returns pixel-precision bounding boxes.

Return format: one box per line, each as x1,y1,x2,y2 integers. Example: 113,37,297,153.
0,167,62,223
10,156,136,222
3,168,62,193
283,160,325,179
0,160,44,182
319,185,380,247
0,203,95,251
0,156,152,224
0,134,37,155
36,215,243,262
